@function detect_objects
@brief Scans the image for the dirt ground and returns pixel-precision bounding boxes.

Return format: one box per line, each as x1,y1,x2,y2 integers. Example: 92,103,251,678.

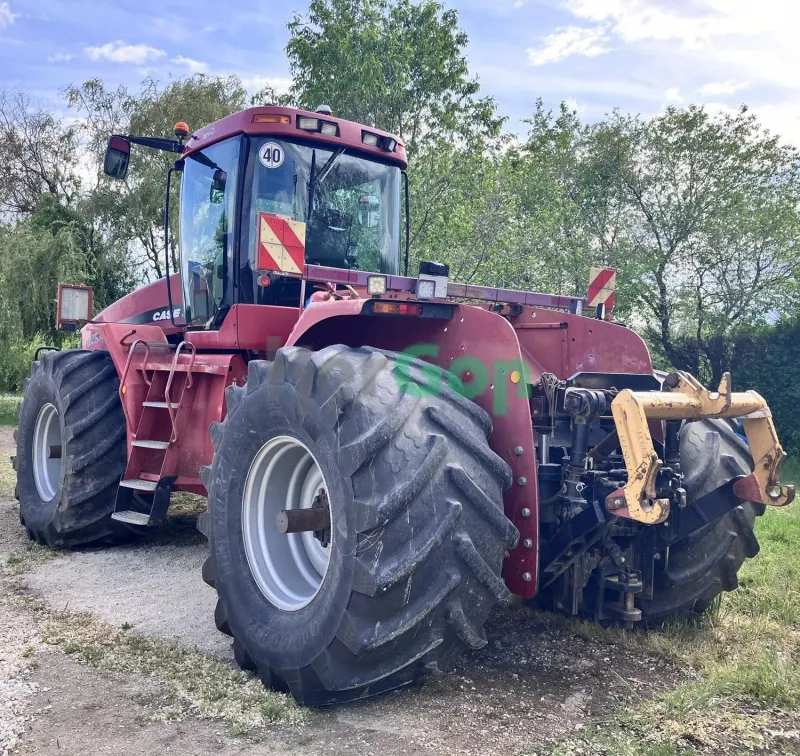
0,425,686,756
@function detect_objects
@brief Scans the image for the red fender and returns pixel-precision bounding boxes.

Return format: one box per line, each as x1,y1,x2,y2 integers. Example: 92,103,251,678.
286,300,541,596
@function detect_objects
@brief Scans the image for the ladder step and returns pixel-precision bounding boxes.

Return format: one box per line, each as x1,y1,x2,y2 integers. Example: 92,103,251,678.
132,439,170,449
119,478,158,491
142,401,180,408
111,510,152,526
142,362,226,375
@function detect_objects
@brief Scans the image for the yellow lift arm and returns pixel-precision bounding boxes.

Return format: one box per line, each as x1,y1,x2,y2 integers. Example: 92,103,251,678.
607,371,796,524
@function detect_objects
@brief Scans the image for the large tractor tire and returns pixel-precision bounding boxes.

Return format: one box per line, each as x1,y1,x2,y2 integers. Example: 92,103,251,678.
15,349,141,546
201,345,518,705
639,418,764,620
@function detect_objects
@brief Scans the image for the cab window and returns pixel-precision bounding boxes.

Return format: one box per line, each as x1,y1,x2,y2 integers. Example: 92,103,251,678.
180,137,240,328
238,137,401,307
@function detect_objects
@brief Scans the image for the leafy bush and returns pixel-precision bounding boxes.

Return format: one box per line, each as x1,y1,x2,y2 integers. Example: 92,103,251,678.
0,394,18,425
734,319,800,457
0,334,78,394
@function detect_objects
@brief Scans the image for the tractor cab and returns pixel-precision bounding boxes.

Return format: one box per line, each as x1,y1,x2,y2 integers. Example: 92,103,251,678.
103,106,408,329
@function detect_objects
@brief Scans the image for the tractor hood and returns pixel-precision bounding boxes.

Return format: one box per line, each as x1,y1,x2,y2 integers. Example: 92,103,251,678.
90,274,183,332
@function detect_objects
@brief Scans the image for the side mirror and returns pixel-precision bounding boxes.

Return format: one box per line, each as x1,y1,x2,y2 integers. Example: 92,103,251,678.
57,283,93,331
104,136,131,180
210,168,227,204
358,194,381,228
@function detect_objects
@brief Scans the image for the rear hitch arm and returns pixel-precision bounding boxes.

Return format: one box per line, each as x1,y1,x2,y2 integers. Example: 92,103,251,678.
607,371,795,524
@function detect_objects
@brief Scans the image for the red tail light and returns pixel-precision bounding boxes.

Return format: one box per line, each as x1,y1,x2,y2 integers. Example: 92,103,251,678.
372,302,422,316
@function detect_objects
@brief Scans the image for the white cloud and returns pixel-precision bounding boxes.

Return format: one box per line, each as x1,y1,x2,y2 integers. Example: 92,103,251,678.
85,41,166,64
241,75,292,96
0,2,18,29
547,0,800,144
699,80,751,96
564,97,587,114
747,102,800,142
171,55,208,73
527,25,611,66
664,87,683,102
47,52,74,63
564,0,777,48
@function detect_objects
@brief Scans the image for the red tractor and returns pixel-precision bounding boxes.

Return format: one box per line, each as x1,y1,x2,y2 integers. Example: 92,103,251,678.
14,105,795,705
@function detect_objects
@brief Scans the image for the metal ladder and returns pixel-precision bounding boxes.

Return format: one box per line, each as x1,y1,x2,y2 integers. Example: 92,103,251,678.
112,340,197,526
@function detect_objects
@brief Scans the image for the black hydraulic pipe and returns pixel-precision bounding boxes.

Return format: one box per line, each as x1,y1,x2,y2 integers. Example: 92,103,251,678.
569,421,591,469
588,429,619,465
665,420,681,466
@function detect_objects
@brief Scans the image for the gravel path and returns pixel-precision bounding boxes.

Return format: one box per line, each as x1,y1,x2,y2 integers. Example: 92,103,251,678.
0,591,41,756
25,524,233,660
0,425,41,756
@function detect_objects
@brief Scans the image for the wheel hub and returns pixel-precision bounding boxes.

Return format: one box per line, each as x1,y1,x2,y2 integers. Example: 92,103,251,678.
32,403,62,502
241,435,332,611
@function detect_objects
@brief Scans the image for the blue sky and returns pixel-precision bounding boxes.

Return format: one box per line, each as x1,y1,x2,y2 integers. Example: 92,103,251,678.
1,0,798,143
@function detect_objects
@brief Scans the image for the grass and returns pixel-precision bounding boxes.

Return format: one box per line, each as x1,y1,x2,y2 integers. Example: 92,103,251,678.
3,542,58,575
782,456,800,487
0,426,301,736
553,455,800,754
169,491,207,518
0,393,19,425
2,558,306,734
38,604,306,732
0,445,15,499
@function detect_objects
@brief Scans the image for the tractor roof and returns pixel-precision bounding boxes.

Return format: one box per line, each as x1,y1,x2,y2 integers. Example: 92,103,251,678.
182,106,408,169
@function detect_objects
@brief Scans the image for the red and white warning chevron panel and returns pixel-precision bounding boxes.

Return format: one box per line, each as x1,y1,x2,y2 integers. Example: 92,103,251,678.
587,266,616,310
256,212,306,276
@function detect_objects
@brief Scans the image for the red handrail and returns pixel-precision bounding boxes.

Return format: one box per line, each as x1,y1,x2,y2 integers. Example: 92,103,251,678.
165,341,197,443
118,340,152,440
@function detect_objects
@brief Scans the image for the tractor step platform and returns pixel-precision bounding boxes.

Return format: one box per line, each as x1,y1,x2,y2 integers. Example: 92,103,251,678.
142,401,180,409
113,474,177,527
132,439,170,449
119,478,158,491
111,510,151,526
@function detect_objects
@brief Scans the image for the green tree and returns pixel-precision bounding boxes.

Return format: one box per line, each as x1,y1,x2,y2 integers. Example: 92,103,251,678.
0,89,80,217
614,106,800,384
283,0,503,270
29,194,133,312
0,196,130,347
522,103,800,381
733,317,800,456
521,102,644,317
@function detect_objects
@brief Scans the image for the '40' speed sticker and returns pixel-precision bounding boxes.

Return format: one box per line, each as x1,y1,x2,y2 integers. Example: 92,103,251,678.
259,142,285,169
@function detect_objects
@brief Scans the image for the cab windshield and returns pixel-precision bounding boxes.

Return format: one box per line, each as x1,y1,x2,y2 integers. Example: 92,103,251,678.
242,137,401,276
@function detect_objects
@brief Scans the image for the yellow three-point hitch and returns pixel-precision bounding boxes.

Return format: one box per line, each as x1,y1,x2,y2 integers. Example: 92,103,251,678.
607,371,796,524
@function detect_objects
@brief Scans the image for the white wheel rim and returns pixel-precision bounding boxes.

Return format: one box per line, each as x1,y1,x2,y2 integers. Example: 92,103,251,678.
242,435,332,611
33,403,62,502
